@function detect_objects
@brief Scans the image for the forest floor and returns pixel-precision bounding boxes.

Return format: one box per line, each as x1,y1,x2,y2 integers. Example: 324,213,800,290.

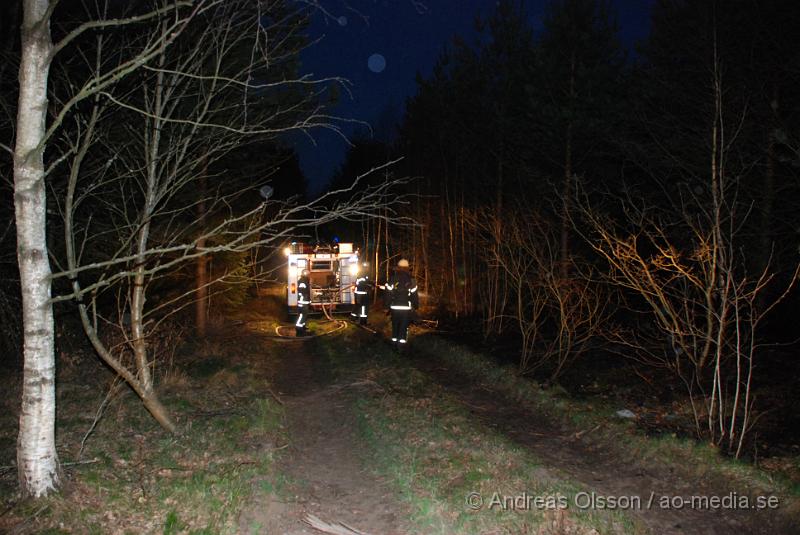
1,292,798,534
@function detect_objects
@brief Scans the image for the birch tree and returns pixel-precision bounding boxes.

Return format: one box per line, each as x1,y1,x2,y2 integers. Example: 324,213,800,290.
14,0,59,498
10,0,231,498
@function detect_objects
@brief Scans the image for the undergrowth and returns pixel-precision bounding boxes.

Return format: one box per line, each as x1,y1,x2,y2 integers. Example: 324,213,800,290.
413,334,800,507
0,335,286,534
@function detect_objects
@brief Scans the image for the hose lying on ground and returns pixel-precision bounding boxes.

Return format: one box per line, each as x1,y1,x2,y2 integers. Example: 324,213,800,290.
267,302,349,341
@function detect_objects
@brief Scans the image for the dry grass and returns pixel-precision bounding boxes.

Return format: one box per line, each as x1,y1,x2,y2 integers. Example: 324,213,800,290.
0,325,287,534
415,334,800,506
160,367,191,389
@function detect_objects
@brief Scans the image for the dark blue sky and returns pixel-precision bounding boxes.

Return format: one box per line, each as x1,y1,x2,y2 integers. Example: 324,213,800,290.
295,0,655,194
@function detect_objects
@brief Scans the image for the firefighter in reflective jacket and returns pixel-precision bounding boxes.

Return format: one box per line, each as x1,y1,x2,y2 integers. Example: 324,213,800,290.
296,269,310,336
351,263,372,325
383,258,418,347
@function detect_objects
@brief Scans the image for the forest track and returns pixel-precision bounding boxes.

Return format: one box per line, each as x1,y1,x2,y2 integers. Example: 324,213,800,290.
231,300,795,534
406,345,792,535
237,333,410,535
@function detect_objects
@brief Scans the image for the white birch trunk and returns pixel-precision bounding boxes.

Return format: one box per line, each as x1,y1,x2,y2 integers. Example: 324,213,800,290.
14,0,60,497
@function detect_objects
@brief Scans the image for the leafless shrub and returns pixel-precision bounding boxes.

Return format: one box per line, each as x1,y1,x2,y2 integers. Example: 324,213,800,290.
469,208,608,380
574,174,797,457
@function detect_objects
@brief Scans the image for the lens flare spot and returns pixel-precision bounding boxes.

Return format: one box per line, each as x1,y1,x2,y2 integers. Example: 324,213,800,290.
367,53,386,73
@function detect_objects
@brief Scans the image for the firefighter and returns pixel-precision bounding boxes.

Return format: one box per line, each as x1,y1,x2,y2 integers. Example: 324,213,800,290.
383,258,418,348
296,269,310,336
350,263,373,325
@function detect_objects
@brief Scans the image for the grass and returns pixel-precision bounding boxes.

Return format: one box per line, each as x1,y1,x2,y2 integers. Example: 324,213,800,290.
412,333,800,505
318,327,644,534
187,357,227,379
0,336,288,534
4,296,796,532
314,324,800,531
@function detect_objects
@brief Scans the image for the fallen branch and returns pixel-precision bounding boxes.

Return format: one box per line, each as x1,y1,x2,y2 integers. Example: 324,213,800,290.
266,385,285,406
303,514,373,535
62,458,101,467
79,378,123,460
573,424,602,440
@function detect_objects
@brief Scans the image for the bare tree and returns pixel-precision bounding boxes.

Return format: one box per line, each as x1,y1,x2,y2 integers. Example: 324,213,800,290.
577,176,797,455
52,0,412,425
560,20,800,455
572,47,799,453
9,0,235,498
8,0,409,496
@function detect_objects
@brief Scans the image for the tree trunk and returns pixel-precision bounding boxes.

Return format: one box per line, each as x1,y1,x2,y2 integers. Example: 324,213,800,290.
560,49,576,281
487,158,505,335
195,165,208,336
374,216,381,288
759,87,778,275
561,122,572,280
127,46,175,432
195,242,208,335
76,303,177,433
422,180,431,297
384,204,390,280
195,237,208,335
444,175,459,317
14,0,60,497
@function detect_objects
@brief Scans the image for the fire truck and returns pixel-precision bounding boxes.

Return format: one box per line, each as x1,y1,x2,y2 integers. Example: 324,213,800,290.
285,241,360,317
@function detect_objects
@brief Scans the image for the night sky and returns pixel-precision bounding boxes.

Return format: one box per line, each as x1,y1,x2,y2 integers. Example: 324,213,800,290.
296,0,656,194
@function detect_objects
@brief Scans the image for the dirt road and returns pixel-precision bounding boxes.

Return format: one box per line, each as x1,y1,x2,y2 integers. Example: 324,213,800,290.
235,318,794,534
238,334,410,535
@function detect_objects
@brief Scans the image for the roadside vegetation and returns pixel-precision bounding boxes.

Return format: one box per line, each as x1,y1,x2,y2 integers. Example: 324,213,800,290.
412,333,800,503
314,323,799,533
0,334,287,534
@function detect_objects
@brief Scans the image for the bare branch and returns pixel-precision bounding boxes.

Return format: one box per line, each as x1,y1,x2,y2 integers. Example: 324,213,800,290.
51,1,195,59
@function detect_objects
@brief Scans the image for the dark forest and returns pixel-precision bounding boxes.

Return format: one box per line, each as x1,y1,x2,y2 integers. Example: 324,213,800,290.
1,0,799,533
